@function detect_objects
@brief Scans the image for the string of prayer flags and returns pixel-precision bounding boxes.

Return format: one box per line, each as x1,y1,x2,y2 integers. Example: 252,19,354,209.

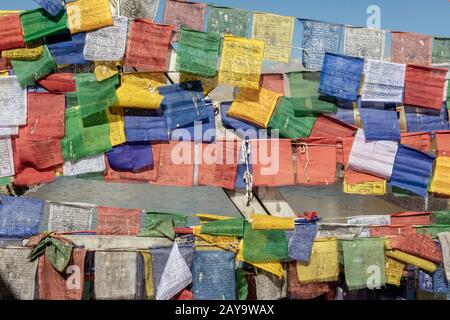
96,206,141,235
286,71,337,116
48,202,94,232
111,0,160,21
158,81,208,130
287,223,318,263
83,15,128,61
319,53,364,102
252,13,294,63
348,129,398,179
66,0,113,34
251,214,295,230
124,112,169,142
228,87,281,128
243,223,288,263
388,145,435,197
300,19,342,70
74,73,119,117
19,9,68,43
192,250,236,300
106,107,126,147
295,138,337,185
296,238,339,283
38,249,86,300
0,13,25,51
361,60,406,103
391,32,433,66
343,26,385,60
162,0,207,41
436,131,450,156
433,37,450,64
106,144,153,172
429,157,450,196
404,105,449,133
0,76,27,126
124,20,174,71
207,5,250,37
2,40,43,61
316,223,363,240
359,101,401,141
11,45,57,87
260,74,285,95
33,0,64,17
341,238,385,290
116,73,165,109
176,28,221,77
0,139,14,179
218,35,264,90
46,33,87,65
404,65,447,110
0,196,44,238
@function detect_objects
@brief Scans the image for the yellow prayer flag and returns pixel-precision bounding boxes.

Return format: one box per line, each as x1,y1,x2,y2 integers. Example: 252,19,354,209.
385,250,437,273
237,241,284,278
219,35,264,90
296,238,339,283
429,157,450,196
0,72,9,76
251,214,295,230
115,73,165,109
106,107,126,147
180,73,218,95
94,61,119,81
385,257,405,287
227,87,281,128
140,251,155,299
252,13,294,63
343,179,387,195
1,41,43,61
193,226,239,252
0,10,21,16
67,0,113,34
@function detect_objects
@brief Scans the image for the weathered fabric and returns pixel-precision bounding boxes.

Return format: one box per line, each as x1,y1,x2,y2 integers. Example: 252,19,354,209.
319,53,364,102
63,155,106,178
2,40,43,61
287,223,318,263
33,0,64,17
361,59,406,103
106,107,126,146
416,225,450,239
75,73,119,117
176,28,221,77
255,269,287,300
124,20,174,71
218,35,264,89
310,115,357,138
394,233,442,264
83,15,128,61
390,211,431,226
316,223,364,240
404,65,447,110
48,202,94,232
116,73,165,109
207,5,249,37
94,251,137,300
19,8,68,43
391,32,432,66
0,196,44,237
146,212,188,228
47,32,87,65
434,211,450,225
220,101,259,133
341,238,385,290
0,13,25,51
432,37,450,64
94,61,118,81
158,81,208,130
125,113,168,142
11,45,57,87
348,129,398,179
252,13,294,63
388,145,435,197
343,26,385,60
0,247,37,300
251,214,294,230
97,206,141,235
296,238,339,283
0,76,27,126
405,105,449,133
436,132,450,157
300,19,342,70
66,0,113,34
260,73,285,95
192,250,236,300
106,144,153,172
37,73,76,93
38,248,86,300
243,223,288,263
385,257,405,287
162,0,206,41
288,262,334,300
430,157,450,196
359,101,401,141
286,71,337,116
438,233,450,282
201,218,244,237
110,0,159,21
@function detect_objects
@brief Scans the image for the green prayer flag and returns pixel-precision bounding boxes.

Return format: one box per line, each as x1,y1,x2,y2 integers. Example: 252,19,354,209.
0,177,11,186
268,97,317,138
201,218,245,237
45,238,74,273
11,45,56,87
341,238,385,290
235,268,249,300
415,225,450,239
66,91,79,108
176,28,221,78
432,37,450,64
433,211,450,225
20,8,68,43
138,219,175,240
75,73,119,118
146,212,188,228
243,222,288,263
286,71,337,116
207,5,250,37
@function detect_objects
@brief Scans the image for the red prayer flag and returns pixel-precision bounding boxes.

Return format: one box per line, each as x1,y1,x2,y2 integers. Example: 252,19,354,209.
260,73,285,95
287,262,335,300
390,212,431,226
344,169,383,184
401,132,431,153
391,32,432,66
124,19,174,71
394,233,442,264
0,14,25,51
310,115,357,138
404,65,447,110
163,0,206,41
435,131,450,157
13,167,55,186
36,73,76,93
97,206,142,235
176,289,194,300
38,248,87,300
0,58,11,72
337,136,354,166
13,137,63,170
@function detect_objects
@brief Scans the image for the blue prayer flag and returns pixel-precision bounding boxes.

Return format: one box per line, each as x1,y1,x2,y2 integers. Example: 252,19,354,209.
171,102,216,143
33,0,64,17
286,223,318,263
106,144,153,172
0,196,44,238
124,109,169,142
405,103,449,133
46,33,87,65
359,101,401,141
333,99,356,125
